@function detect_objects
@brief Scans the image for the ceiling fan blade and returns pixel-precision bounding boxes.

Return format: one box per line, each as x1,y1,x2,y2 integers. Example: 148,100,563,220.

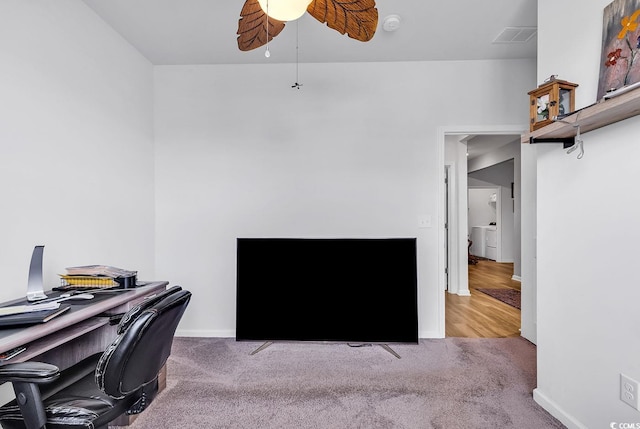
237,0,286,51
307,0,378,42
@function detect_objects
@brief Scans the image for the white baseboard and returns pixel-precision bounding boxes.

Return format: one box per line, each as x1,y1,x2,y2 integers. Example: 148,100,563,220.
419,330,443,339
175,329,234,338
533,388,586,429
511,275,521,282
446,289,470,296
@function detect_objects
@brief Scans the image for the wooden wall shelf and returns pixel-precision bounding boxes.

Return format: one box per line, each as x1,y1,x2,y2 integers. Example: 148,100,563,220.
522,86,640,144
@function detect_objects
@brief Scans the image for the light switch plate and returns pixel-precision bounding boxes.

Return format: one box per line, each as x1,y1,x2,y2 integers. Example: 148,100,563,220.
419,216,432,228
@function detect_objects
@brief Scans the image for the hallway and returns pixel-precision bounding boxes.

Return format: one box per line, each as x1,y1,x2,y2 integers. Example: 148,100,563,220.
445,260,521,337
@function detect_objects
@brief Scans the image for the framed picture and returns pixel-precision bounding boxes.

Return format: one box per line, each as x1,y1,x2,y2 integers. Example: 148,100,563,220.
597,0,640,99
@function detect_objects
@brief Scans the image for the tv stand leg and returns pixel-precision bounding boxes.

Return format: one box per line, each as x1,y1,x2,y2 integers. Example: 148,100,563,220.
249,341,273,355
380,344,401,359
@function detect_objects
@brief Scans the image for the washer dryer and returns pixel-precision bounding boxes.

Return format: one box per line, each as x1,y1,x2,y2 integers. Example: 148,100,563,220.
470,226,487,257
470,226,497,259
485,226,497,260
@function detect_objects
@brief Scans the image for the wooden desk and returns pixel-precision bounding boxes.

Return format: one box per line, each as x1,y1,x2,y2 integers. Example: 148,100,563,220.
0,282,168,426
0,281,168,366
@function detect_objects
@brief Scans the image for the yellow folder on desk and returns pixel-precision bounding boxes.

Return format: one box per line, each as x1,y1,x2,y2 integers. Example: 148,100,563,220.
59,275,118,287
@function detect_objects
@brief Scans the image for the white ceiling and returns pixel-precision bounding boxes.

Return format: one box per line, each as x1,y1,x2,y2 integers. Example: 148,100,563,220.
80,0,538,65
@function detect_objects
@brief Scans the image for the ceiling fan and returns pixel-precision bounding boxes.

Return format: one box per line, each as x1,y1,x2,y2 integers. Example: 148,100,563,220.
237,0,378,52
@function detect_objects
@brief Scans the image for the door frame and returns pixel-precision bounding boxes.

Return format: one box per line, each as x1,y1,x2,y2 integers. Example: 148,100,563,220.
436,125,526,338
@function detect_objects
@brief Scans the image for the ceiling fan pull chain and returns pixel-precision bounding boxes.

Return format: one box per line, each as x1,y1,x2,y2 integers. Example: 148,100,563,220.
265,0,271,58
292,20,302,89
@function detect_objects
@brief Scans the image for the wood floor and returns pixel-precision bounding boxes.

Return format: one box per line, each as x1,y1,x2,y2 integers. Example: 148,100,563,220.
445,259,521,338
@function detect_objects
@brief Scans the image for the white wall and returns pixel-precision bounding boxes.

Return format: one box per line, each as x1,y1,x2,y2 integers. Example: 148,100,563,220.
499,185,514,263
445,135,469,296
0,1,536,344
534,0,640,426
468,139,519,173
154,59,535,338
468,188,497,233
512,148,522,279
520,142,537,343
0,0,155,302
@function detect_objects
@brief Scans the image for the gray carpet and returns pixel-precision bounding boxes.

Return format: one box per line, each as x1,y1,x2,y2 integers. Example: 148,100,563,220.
125,337,564,429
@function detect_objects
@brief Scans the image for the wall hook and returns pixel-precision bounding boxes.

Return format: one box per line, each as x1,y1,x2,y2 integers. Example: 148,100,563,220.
566,124,584,159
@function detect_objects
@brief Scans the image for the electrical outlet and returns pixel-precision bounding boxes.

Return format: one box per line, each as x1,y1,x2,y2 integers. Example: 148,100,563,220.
620,374,640,410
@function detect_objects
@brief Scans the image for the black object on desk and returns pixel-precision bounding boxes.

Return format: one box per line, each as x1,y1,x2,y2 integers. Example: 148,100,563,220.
0,305,71,327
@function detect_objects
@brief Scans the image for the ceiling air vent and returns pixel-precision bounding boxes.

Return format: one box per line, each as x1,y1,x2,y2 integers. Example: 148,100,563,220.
493,27,537,44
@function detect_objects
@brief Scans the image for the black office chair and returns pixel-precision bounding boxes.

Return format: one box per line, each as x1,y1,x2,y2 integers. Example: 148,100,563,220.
0,285,191,429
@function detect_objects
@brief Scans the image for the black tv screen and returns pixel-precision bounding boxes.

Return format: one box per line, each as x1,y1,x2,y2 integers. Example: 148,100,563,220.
236,238,418,344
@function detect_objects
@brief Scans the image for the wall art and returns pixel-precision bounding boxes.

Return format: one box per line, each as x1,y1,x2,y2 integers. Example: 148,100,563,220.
598,0,640,99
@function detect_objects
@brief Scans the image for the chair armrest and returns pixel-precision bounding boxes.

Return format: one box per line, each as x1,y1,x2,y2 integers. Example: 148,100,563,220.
0,362,59,384
0,362,58,429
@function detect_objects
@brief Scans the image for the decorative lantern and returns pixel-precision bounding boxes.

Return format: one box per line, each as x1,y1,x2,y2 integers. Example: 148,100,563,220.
528,76,578,132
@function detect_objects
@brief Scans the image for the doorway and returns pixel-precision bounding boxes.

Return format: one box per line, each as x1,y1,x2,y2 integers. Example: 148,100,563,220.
438,126,524,338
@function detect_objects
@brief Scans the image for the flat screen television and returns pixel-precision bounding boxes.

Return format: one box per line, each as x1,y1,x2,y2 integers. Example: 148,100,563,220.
236,238,418,344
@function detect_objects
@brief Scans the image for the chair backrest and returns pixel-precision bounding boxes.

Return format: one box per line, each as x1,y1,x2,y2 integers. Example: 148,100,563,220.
116,285,184,334
95,287,191,398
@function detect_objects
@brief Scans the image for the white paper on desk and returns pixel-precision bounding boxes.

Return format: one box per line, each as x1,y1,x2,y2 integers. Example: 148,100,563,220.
0,302,61,316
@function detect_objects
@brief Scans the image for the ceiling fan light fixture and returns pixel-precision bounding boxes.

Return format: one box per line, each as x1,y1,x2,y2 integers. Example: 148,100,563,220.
257,0,312,22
